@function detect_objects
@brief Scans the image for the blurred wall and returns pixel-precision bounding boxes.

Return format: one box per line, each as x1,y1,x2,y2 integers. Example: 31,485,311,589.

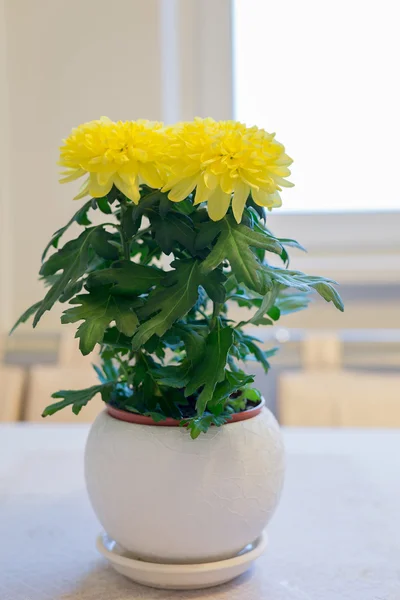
0,0,163,330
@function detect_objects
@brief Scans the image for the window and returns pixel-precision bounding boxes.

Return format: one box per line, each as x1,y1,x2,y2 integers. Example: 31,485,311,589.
233,0,400,213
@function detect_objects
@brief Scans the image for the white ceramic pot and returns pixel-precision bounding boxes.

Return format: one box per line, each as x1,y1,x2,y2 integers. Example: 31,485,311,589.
85,401,285,564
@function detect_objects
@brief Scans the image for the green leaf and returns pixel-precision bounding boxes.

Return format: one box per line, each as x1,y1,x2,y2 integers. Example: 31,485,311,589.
248,288,279,326
41,200,93,262
96,196,112,214
34,228,101,327
144,411,167,423
276,292,310,315
185,414,228,439
238,333,275,373
278,238,307,253
9,301,42,334
267,267,344,311
59,279,84,303
132,259,203,350
267,306,280,321
87,260,163,296
121,204,141,239
194,221,222,250
159,196,171,219
312,282,345,312
200,216,283,294
42,383,113,417
149,212,195,255
242,386,262,402
200,269,227,303
61,291,140,355
170,323,207,364
131,190,166,220
101,326,133,349
150,364,191,388
209,370,255,411
185,321,234,415
173,197,196,215
91,229,120,260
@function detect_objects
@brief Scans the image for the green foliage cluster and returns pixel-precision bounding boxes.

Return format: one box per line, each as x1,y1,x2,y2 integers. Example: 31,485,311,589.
13,187,343,437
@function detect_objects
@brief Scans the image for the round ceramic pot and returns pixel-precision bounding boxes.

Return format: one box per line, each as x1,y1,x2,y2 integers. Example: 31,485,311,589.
84,399,285,564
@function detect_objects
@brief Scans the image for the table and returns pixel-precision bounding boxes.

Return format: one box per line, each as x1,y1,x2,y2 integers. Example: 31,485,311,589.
1,425,400,600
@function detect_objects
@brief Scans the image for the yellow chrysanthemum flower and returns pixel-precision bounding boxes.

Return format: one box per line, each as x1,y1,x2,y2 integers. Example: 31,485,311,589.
59,117,168,203
163,118,293,222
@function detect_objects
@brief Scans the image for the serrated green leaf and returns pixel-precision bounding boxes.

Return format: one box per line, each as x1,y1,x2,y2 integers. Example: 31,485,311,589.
87,260,163,296
247,287,279,326
42,383,112,417
312,282,345,312
200,269,227,303
9,300,42,334
34,227,101,326
276,292,310,315
238,334,274,373
119,204,140,239
96,196,112,214
159,196,172,219
150,363,191,388
185,321,234,415
194,221,222,250
131,190,166,220
171,323,207,364
185,414,228,439
200,216,283,294
61,291,140,355
173,197,196,215
149,212,195,255
132,259,203,350
41,200,93,262
101,326,133,349
209,370,255,411
91,228,120,260
278,238,307,253
59,279,84,303
267,267,344,311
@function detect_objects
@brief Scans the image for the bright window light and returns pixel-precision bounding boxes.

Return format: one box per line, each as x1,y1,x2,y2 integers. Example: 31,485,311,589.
233,0,400,212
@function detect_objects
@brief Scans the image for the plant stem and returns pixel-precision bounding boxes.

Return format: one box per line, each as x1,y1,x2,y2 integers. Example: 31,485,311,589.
114,353,131,381
131,226,151,243
118,203,131,260
210,302,222,330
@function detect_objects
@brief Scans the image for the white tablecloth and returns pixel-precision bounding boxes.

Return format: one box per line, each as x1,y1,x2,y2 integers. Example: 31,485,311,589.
1,424,400,600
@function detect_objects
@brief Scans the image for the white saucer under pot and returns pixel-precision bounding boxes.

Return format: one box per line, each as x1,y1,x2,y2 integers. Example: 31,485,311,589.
97,532,268,590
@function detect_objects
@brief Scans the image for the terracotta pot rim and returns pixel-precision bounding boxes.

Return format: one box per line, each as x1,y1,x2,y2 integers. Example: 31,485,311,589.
106,397,265,427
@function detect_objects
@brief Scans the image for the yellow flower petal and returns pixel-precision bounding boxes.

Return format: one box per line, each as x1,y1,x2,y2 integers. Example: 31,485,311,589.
118,171,137,186
194,177,212,205
252,188,281,208
203,171,218,190
271,174,294,188
97,171,115,187
59,168,86,183
114,174,140,204
207,186,231,221
73,178,90,200
220,171,234,194
88,173,113,198
232,181,250,223
138,163,163,188
167,175,198,202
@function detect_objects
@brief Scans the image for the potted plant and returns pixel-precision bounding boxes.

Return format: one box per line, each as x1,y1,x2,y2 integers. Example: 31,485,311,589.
13,117,343,588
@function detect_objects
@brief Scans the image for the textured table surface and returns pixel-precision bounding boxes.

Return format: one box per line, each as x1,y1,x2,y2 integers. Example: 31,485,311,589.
1,424,400,600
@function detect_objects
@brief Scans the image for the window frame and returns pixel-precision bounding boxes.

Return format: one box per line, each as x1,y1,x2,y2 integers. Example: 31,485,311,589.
164,0,400,284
